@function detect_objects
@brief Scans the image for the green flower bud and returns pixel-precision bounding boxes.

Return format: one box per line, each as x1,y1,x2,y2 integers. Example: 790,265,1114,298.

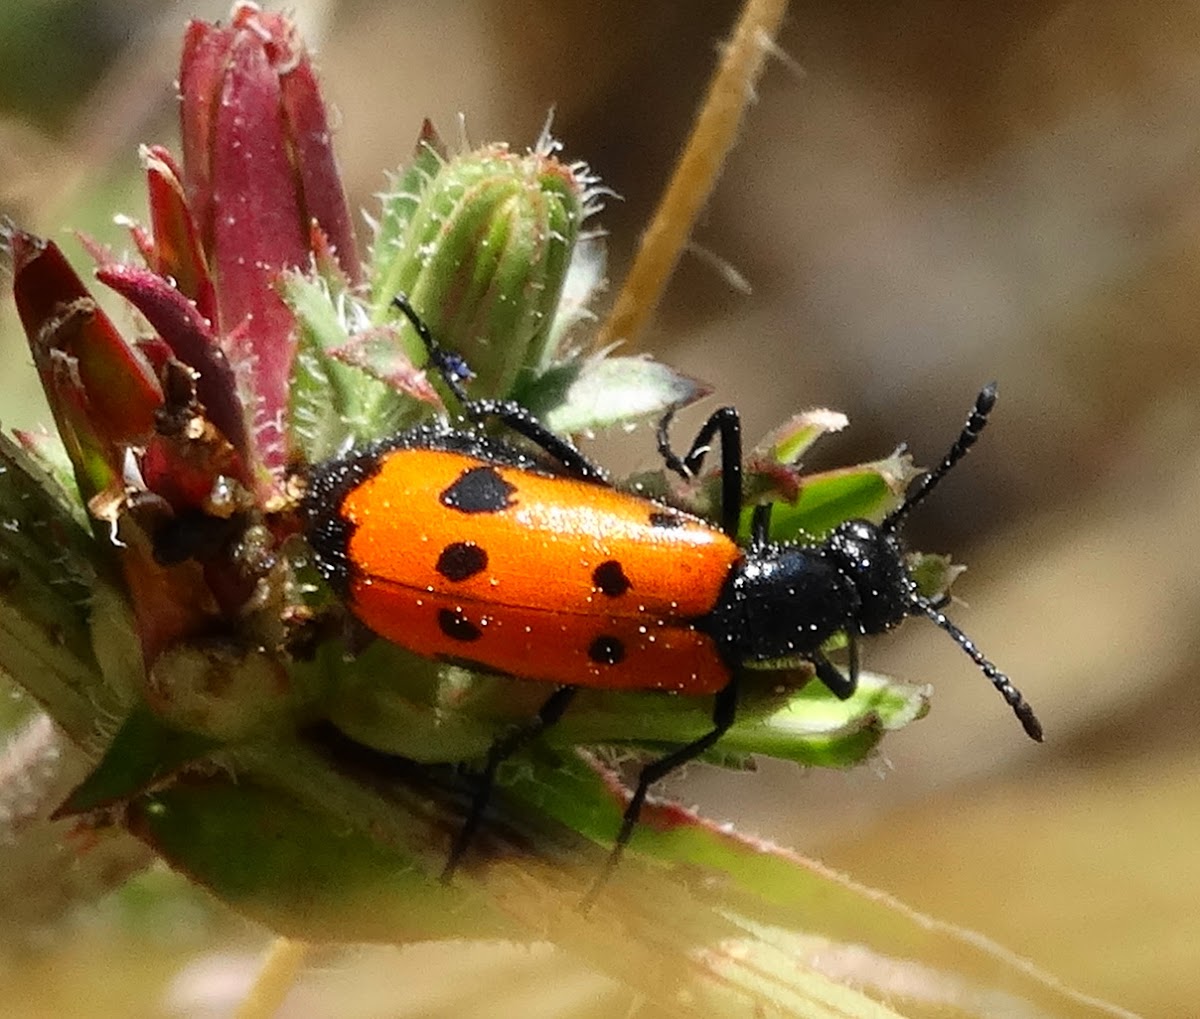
372,141,587,398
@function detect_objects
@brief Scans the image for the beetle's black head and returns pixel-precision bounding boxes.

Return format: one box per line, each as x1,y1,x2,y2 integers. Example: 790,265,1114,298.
716,385,1041,742
824,518,915,635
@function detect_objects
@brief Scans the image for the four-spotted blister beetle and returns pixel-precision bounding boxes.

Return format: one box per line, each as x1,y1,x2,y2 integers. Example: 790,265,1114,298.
303,295,1042,890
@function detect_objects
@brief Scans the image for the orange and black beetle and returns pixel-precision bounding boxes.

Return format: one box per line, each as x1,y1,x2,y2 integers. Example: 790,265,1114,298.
304,296,1042,880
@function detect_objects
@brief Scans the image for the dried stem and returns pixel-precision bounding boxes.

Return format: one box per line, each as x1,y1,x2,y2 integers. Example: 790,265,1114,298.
596,0,792,350
235,938,312,1019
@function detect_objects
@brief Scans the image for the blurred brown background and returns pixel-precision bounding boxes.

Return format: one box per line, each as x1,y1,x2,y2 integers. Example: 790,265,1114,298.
2,0,1196,1015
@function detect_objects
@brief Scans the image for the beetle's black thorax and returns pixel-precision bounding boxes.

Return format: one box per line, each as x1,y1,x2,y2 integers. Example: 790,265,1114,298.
702,518,916,667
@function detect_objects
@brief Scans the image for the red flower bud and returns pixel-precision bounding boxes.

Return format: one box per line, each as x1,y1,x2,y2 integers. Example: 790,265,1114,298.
178,2,359,471
9,231,163,499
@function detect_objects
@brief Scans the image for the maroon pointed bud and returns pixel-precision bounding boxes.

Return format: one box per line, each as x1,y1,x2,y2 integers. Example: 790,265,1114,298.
140,145,217,323
10,232,163,499
179,3,359,473
277,44,360,282
178,18,227,249
96,262,249,470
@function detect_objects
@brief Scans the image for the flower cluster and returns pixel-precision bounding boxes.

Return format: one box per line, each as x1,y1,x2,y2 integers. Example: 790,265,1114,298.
3,2,925,929
7,3,624,743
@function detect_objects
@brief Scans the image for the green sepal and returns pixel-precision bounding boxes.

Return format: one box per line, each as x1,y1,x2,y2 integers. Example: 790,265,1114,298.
532,355,710,436
369,129,446,294
284,273,421,463
744,452,914,543
53,702,219,817
320,644,927,771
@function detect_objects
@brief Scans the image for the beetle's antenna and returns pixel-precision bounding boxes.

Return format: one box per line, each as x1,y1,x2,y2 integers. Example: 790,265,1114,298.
393,296,603,481
392,293,473,406
915,596,1043,741
884,383,998,534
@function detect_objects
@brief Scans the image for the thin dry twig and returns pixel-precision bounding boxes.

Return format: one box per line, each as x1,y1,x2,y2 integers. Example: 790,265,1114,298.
234,938,312,1019
596,0,792,350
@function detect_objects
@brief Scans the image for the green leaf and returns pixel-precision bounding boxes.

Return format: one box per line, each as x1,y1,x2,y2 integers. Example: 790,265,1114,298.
116,738,936,1015
54,703,218,816
537,355,710,435
94,715,1129,1018
370,128,446,293
501,754,1137,1019
283,273,419,461
126,767,496,943
0,433,107,738
747,453,913,543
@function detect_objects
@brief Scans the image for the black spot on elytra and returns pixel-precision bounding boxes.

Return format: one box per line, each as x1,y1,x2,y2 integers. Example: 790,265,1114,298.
588,635,626,665
440,466,516,514
649,510,684,529
304,425,550,595
436,541,488,582
592,560,631,597
438,608,482,642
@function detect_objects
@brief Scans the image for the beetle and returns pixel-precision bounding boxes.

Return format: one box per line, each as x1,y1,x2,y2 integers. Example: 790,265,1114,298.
303,295,1042,884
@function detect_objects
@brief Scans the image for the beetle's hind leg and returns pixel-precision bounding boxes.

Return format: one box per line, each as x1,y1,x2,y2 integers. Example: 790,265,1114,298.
584,674,741,906
443,684,579,881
